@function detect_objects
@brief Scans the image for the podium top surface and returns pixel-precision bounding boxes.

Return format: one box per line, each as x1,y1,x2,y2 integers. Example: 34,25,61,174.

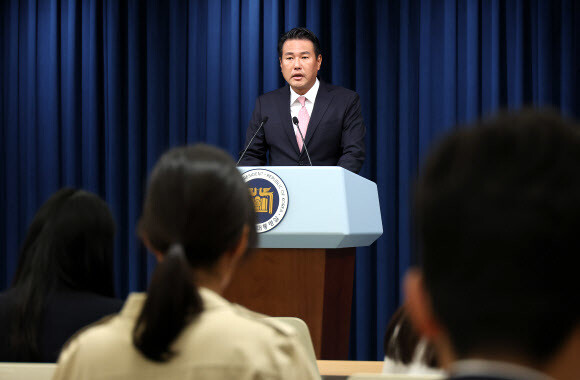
239,166,383,248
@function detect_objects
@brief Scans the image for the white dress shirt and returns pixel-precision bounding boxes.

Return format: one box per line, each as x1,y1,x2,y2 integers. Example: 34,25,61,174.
290,78,319,138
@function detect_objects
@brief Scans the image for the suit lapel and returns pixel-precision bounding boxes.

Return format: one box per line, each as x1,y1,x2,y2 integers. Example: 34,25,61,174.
275,85,300,155
303,80,333,152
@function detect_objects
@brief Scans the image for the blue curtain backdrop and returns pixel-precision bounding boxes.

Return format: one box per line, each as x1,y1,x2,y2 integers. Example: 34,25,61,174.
1,0,579,360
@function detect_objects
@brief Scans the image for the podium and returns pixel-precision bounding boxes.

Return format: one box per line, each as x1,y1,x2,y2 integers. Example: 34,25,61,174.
224,167,382,359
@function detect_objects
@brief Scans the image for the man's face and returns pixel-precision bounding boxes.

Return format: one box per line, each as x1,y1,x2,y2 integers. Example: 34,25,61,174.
279,39,322,95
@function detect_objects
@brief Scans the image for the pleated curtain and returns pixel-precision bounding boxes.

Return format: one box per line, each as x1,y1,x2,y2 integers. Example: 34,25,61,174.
1,0,579,359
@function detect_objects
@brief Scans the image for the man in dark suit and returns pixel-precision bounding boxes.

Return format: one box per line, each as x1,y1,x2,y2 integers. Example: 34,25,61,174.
404,110,580,380
238,28,365,173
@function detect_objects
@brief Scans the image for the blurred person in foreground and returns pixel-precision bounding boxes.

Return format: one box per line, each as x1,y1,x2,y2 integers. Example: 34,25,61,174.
52,144,319,380
405,109,580,380
0,188,123,362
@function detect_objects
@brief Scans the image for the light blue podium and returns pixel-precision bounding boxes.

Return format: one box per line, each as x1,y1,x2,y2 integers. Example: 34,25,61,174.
224,167,382,359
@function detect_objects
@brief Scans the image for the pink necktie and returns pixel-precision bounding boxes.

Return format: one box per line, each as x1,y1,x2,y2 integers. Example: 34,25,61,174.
296,96,310,152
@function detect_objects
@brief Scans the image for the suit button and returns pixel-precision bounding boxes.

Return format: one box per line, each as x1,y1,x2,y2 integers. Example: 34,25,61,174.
299,161,304,165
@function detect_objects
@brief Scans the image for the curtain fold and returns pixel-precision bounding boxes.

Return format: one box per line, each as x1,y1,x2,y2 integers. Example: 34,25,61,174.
1,0,579,360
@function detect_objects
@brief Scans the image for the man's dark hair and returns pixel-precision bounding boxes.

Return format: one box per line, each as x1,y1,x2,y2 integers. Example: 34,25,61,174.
415,109,580,364
278,27,321,58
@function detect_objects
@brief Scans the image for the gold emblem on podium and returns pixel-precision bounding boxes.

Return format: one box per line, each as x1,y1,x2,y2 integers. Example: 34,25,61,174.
250,187,274,214
242,169,289,233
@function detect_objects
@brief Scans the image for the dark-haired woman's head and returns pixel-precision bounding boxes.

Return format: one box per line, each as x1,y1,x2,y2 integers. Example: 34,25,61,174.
14,188,116,295
9,188,116,361
134,144,257,362
138,143,257,280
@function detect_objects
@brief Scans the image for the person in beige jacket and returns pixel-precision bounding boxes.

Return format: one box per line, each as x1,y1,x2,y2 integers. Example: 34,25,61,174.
52,144,319,380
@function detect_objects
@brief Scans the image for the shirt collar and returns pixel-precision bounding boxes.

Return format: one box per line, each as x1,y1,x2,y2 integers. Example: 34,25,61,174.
120,292,146,318
290,77,320,105
197,286,231,310
451,359,554,380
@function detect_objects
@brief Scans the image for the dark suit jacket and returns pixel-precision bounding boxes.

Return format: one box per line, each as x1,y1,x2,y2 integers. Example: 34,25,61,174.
0,288,123,362
238,80,366,173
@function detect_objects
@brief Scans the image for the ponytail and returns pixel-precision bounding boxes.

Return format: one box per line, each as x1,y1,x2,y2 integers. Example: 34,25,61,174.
134,144,258,361
133,244,202,362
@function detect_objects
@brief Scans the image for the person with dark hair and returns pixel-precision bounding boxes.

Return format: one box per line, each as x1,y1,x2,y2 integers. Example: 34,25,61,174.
0,188,123,362
382,306,440,375
405,109,580,380
238,27,366,173
52,144,319,380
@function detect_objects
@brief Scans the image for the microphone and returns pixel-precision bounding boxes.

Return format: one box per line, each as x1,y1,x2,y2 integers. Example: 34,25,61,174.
237,117,269,166
292,116,312,166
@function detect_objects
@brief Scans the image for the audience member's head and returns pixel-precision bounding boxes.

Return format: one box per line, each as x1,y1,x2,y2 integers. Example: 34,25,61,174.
383,306,439,374
405,109,580,379
8,188,116,361
134,143,257,362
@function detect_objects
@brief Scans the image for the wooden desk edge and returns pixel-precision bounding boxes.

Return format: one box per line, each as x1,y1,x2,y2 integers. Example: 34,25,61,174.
317,360,384,376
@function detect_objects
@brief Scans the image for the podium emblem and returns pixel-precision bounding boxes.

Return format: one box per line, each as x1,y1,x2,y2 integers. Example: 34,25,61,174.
242,169,289,233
